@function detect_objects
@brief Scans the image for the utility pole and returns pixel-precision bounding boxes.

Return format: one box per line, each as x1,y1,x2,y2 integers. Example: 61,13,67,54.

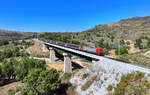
71,33,73,44
118,39,120,59
118,24,122,59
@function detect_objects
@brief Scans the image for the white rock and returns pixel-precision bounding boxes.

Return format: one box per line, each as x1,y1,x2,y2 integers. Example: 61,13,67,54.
70,58,150,95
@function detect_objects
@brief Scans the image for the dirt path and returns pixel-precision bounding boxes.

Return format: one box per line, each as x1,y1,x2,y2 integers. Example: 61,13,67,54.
0,81,23,95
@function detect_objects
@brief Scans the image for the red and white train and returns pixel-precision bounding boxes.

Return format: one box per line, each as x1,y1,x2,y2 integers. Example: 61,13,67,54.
45,40,104,56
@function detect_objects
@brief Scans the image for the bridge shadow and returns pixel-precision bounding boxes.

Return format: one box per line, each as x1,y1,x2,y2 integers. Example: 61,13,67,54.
72,61,83,70
54,82,77,95
55,50,64,60
54,83,68,95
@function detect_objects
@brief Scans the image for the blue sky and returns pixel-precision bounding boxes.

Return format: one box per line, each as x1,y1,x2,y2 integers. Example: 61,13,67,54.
0,0,150,32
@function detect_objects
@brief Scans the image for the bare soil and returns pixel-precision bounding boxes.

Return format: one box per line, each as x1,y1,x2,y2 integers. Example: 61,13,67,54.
26,40,49,57
46,60,64,71
124,40,140,54
109,49,117,58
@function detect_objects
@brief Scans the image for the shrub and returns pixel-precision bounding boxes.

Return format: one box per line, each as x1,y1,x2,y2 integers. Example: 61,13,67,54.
8,88,15,95
107,85,113,91
147,39,150,48
135,38,143,49
1,60,14,80
81,80,93,91
16,86,22,92
72,40,80,45
82,73,89,79
23,68,60,95
14,58,46,81
113,72,149,95
115,47,128,55
64,73,72,81
98,39,104,48
0,65,2,78
0,40,9,46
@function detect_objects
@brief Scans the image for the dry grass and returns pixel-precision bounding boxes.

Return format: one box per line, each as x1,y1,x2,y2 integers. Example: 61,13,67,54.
26,40,49,57
67,87,78,95
46,60,64,71
109,49,117,58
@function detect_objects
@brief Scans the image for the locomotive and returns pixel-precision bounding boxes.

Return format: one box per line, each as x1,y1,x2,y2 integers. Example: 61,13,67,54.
45,40,104,56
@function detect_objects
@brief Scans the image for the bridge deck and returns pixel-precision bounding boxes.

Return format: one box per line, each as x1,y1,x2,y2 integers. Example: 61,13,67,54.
43,41,150,74
44,42,105,61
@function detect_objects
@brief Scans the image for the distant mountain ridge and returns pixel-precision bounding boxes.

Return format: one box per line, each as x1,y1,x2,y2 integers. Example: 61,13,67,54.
0,29,35,39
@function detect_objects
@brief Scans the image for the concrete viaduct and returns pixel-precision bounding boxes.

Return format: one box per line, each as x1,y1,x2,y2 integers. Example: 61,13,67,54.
42,41,106,73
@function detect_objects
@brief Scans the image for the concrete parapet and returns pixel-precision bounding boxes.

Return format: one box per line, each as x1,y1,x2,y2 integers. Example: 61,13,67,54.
63,53,72,73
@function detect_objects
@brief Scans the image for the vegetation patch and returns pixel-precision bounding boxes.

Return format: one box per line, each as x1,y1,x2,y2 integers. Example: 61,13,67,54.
112,72,150,95
120,49,150,67
16,86,22,92
82,73,89,79
0,57,46,86
63,73,72,81
107,85,113,91
8,88,15,95
21,68,60,95
81,80,93,91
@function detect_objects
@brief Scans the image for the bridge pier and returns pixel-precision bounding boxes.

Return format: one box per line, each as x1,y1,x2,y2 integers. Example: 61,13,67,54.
49,48,56,63
63,53,72,73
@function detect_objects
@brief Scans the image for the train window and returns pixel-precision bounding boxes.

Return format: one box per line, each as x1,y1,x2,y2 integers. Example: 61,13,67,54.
100,49,103,51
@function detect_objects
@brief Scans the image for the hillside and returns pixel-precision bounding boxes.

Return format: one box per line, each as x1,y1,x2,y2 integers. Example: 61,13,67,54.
0,30,35,39
39,16,150,47
73,16,150,46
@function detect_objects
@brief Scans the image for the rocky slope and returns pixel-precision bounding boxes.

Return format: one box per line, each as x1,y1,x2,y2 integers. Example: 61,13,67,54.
70,58,150,95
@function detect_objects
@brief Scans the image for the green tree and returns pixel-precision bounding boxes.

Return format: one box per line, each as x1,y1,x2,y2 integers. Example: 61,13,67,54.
24,69,60,95
135,38,143,49
0,40,9,46
98,39,104,47
9,58,18,79
1,60,14,80
0,65,2,78
61,35,69,42
72,40,80,45
115,48,128,55
3,48,13,58
37,69,60,95
14,58,28,80
147,39,150,48
8,88,15,95
27,58,46,70
24,69,42,94
15,58,46,80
